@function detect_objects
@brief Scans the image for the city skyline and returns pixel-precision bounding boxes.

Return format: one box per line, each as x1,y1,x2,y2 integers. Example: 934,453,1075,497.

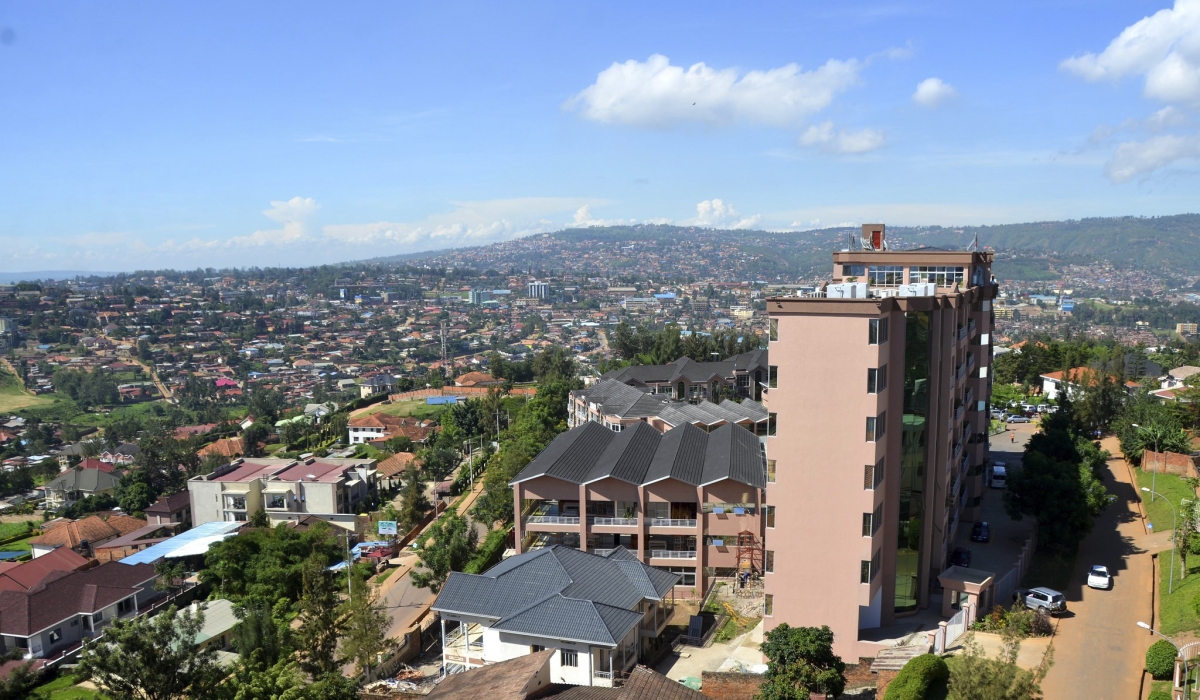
2,0,1198,271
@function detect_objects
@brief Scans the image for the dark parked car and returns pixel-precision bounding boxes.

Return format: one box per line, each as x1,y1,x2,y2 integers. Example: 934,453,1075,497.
950,547,972,567
971,521,991,543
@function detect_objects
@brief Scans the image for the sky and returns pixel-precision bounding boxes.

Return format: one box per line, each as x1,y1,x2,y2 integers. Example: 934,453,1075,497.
1,0,1199,272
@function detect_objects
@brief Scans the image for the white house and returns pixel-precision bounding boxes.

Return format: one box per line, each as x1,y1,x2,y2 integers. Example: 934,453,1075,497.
431,546,679,687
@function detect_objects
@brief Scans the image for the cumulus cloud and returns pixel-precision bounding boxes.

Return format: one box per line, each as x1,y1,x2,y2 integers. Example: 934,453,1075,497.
684,199,762,229
570,204,637,228
798,121,886,153
565,54,863,129
1105,132,1200,182
1063,0,1200,180
912,77,958,107
223,196,321,248
1061,0,1200,104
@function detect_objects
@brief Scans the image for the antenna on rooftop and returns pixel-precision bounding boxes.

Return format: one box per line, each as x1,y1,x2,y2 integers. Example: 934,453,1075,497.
968,232,979,252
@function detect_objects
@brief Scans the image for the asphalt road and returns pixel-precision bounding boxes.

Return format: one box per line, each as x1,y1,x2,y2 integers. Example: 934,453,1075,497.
1040,436,1152,700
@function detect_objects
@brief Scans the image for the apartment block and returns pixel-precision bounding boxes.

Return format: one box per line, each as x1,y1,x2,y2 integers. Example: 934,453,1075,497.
763,225,997,658
511,420,766,597
601,351,769,402
188,457,377,530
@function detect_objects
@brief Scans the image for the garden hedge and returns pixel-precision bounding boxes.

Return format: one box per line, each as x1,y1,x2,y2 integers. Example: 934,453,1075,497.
883,653,949,700
1146,639,1178,680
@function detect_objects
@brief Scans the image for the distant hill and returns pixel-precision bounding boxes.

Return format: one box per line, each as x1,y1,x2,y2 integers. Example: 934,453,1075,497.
0,270,119,284
370,214,1200,282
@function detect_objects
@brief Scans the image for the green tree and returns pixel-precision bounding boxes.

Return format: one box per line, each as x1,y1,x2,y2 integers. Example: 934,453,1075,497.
398,465,431,532
296,554,343,677
756,623,846,699
419,446,460,481
233,598,291,667
410,511,477,593
118,481,154,515
947,632,1052,700
153,559,186,594
339,574,395,681
76,605,221,700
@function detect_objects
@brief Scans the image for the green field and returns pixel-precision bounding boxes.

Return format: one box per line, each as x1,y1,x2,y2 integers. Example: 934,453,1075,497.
0,368,56,413
31,675,106,699
355,397,447,421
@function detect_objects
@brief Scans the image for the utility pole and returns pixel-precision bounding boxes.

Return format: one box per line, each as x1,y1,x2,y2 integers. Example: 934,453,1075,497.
440,320,447,379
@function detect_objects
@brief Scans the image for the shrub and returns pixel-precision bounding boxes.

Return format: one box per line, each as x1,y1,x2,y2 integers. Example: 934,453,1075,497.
1146,639,1178,680
883,653,949,700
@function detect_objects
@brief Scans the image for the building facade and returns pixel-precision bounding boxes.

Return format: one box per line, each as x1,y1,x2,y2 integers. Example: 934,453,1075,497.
527,281,550,299
511,420,767,597
762,227,997,658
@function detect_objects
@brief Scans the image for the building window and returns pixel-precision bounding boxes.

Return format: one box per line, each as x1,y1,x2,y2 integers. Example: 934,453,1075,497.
873,504,882,536
867,365,887,393
909,266,965,287
842,264,866,278
769,319,778,341
267,494,287,509
861,560,871,584
49,628,62,643
765,550,775,573
866,411,886,442
664,566,696,586
560,649,578,667
767,413,777,436
766,459,776,483
869,318,889,345
531,645,545,653
864,464,875,490
768,366,778,389
862,512,873,537
766,505,775,528
868,265,905,286
764,594,774,616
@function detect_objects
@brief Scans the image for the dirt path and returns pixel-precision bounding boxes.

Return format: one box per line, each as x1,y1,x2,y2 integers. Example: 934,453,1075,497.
129,357,173,402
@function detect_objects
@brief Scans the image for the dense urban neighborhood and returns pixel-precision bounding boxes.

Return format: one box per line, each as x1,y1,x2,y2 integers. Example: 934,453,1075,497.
0,222,1195,699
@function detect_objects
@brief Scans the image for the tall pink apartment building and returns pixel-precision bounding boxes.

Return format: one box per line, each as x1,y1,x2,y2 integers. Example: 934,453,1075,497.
763,225,997,659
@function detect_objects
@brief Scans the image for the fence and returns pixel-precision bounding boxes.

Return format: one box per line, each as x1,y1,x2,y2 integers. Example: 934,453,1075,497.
674,612,729,649
388,385,537,402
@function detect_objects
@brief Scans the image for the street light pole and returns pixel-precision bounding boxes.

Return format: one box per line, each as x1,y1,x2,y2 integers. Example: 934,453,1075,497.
1144,487,1178,594
1139,621,1189,700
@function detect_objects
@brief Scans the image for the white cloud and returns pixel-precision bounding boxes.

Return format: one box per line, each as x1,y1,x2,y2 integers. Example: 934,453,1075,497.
1061,0,1200,104
565,54,863,129
912,77,958,107
685,199,762,229
798,121,886,153
570,204,637,228
1105,132,1200,182
1063,0,1200,180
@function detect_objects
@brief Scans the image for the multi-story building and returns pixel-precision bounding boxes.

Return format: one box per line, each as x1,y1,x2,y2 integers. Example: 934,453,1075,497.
527,281,550,299
567,378,770,435
187,457,377,529
762,225,997,658
601,350,769,402
432,545,679,685
511,420,766,597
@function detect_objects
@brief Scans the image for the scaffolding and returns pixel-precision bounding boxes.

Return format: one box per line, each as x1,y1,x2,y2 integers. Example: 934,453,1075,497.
734,530,764,597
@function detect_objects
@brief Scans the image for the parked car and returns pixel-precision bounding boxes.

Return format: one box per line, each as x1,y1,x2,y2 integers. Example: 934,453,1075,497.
971,521,991,543
950,547,972,567
1007,415,1031,423
1013,587,1067,615
1087,565,1112,589
990,464,1008,489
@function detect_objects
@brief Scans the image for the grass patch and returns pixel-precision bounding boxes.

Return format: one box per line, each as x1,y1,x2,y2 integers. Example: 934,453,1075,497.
0,521,36,540
1136,467,1196,535
0,537,34,555
356,398,447,421
0,368,56,412
375,567,396,584
1020,549,1076,592
31,674,107,699
1156,544,1200,635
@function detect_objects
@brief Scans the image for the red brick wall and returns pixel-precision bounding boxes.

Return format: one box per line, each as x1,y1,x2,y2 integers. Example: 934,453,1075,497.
1143,450,1199,478
701,672,763,700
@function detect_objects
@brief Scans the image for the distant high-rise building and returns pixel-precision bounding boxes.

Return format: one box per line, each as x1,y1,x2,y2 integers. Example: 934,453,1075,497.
469,289,492,305
1177,322,1198,336
763,225,997,659
526,281,549,299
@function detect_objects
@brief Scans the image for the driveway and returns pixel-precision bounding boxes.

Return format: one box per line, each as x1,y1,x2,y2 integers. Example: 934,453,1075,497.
1040,437,1152,700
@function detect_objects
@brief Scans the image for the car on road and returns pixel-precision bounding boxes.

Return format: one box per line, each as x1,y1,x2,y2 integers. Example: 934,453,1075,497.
1087,565,1112,589
990,463,1008,489
1007,415,1031,423
950,547,972,567
1014,587,1067,615
971,521,991,543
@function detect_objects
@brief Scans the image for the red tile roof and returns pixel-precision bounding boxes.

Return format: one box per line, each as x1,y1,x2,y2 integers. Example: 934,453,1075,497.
0,547,91,593
0,561,157,636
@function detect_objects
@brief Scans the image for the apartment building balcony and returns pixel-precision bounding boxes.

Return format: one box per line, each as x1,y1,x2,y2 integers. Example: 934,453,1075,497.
957,325,969,342
648,549,697,560
648,518,698,528
525,515,581,525
588,548,615,556
591,517,639,527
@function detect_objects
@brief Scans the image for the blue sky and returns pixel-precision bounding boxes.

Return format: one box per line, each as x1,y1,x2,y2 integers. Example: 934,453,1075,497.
1,0,1198,271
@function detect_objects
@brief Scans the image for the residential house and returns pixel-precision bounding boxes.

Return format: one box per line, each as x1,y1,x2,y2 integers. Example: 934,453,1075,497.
144,491,193,530
601,350,769,402
42,469,120,509
1162,366,1200,390
75,458,116,474
376,452,416,491
303,402,338,423
432,545,678,685
187,457,377,529
0,548,91,593
30,514,147,559
198,437,245,460
93,522,180,563
190,598,238,661
98,443,139,465
0,561,160,659
359,374,396,399
512,420,767,595
425,651,706,699
1040,366,1117,401
455,371,504,388
347,413,435,445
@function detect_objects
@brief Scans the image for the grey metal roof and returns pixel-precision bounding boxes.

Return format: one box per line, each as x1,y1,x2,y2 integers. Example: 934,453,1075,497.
600,350,768,387
574,379,766,429
432,545,680,647
513,421,764,489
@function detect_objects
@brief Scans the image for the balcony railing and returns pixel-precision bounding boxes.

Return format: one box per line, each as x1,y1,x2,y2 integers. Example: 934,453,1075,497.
526,515,580,525
648,518,697,528
649,549,697,559
957,326,968,341
591,517,639,526
588,548,615,556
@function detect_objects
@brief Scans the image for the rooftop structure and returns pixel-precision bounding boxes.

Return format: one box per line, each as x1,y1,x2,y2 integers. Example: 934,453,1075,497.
601,350,768,402
568,378,768,434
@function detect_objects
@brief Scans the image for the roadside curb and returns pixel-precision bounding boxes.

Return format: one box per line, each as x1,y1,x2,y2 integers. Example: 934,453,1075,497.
1124,457,1150,536
1140,552,1159,700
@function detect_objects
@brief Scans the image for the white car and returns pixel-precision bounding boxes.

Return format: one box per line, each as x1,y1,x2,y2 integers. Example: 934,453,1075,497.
1087,565,1112,589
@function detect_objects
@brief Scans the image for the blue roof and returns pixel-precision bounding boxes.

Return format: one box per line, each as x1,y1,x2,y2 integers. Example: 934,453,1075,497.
119,521,243,566
0,551,25,561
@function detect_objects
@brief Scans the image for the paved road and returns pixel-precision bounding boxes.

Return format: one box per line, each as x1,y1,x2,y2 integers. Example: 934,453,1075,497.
1040,436,1152,700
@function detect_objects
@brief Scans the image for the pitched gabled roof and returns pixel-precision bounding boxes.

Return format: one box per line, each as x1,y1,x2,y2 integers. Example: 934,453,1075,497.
376,452,416,478
513,420,764,489
144,490,191,515
425,650,554,700
44,468,119,495
432,546,679,647
0,547,90,593
31,514,147,551
600,351,768,387
0,561,156,636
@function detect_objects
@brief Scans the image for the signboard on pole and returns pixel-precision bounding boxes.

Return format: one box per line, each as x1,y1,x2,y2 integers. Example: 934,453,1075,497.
377,521,398,536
